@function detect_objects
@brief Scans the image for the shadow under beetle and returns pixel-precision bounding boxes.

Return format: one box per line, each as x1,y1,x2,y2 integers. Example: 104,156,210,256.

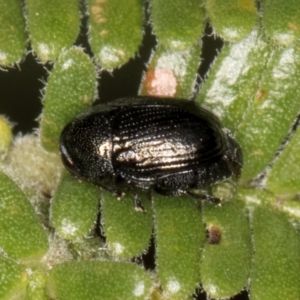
59,97,243,209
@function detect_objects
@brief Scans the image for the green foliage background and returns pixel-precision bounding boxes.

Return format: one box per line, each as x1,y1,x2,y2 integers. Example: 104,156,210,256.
0,0,300,299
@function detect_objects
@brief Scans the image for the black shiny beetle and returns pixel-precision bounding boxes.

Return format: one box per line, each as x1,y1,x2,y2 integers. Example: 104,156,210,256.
59,97,242,208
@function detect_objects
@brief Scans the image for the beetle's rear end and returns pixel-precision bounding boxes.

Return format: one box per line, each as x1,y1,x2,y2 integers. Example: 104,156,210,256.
109,98,242,194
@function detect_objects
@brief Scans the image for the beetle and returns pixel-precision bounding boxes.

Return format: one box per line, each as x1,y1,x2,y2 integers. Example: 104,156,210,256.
59,97,243,209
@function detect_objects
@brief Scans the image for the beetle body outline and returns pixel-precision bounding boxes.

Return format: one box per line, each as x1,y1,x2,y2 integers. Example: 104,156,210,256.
59,97,243,200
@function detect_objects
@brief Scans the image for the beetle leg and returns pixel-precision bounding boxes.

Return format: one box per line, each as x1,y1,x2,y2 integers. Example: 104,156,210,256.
134,194,146,212
186,191,221,205
101,185,125,200
202,194,221,205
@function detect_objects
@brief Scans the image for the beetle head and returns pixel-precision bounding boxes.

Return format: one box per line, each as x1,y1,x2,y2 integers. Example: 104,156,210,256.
59,113,113,184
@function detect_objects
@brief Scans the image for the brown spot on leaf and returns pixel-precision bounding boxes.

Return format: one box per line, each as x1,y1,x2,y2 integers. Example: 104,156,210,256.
91,2,107,24
91,5,103,15
238,0,256,12
144,69,177,97
100,30,108,36
254,87,267,104
288,22,298,32
207,225,221,244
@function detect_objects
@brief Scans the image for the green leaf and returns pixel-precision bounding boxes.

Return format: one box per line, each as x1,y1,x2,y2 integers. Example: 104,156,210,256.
25,0,80,61
26,270,47,300
51,172,100,240
0,171,48,263
0,0,27,66
150,0,205,50
47,261,153,300
241,190,300,300
261,0,300,46
201,199,252,298
87,0,144,69
266,125,300,197
0,255,27,300
40,47,97,152
197,29,270,132
0,135,62,215
153,194,205,299
236,44,300,182
275,199,300,221
101,190,153,258
140,44,201,98
205,0,257,42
